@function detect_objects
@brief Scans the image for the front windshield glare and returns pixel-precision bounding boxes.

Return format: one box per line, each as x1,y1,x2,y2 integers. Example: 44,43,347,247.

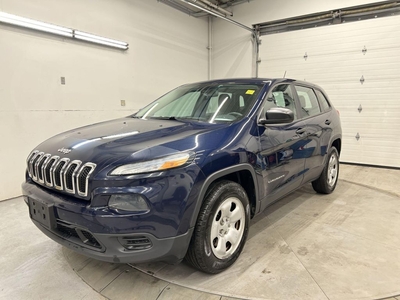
134,83,264,123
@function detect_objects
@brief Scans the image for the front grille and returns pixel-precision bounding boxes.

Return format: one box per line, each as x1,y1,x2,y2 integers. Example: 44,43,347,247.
27,150,96,198
56,221,102,250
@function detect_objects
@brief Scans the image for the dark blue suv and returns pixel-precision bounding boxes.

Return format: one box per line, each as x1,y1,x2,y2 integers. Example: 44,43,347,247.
23,78,341,273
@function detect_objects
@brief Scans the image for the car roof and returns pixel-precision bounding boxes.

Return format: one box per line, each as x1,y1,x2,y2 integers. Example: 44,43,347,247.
186,78,322,89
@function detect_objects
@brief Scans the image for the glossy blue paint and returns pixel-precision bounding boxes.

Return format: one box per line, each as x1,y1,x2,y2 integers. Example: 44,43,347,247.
22,78,342,264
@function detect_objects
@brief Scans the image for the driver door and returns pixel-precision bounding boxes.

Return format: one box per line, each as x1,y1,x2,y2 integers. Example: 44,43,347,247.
257,83,308,210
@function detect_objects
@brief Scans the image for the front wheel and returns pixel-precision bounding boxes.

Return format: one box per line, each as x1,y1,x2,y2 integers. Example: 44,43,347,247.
185,180,250,274
312,146,339,194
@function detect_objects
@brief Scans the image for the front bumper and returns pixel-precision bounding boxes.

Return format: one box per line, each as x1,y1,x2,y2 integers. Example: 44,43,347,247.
30,216,193,264
22,181,194,264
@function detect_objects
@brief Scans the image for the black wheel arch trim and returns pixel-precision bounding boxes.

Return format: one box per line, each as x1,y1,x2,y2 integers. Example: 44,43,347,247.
330,134,342,151
329,134,342,154
323,134,342,166
189,163,259,228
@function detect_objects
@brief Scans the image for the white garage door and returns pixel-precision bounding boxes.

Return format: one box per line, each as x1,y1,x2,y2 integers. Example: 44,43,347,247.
259,15,400,168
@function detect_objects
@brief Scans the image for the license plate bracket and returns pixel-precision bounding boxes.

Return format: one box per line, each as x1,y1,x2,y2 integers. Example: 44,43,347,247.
28,198,56,229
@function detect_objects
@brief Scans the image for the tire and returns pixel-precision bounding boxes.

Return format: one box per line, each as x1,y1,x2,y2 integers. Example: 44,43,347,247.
312,146,339,194
185,180,250,274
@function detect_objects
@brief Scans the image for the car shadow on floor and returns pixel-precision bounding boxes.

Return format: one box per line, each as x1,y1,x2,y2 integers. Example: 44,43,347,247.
247,181,346,240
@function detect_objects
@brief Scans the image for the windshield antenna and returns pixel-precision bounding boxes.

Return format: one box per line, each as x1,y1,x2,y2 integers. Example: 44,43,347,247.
283,71,287,78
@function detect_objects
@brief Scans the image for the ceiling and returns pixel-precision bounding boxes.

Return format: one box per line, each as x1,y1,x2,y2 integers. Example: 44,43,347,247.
159,0,254,18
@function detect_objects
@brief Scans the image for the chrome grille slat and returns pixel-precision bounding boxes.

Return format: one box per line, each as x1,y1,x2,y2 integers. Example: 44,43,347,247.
44,156,59,187
26,150,96,199
34,153,47,183
53,158,70,190
64,160,81,194
29,151,41,180
77,163,96,197
27,150,39,177
32,152,44,181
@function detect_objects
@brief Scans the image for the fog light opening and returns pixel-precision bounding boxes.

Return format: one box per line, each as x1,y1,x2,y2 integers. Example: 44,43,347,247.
118,236,152,251
108,194,150,213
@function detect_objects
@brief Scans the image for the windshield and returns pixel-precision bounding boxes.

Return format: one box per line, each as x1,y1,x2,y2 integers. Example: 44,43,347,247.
134,83,264,123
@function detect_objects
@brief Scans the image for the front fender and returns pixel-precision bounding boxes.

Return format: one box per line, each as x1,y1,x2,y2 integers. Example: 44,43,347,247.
189,163,259,229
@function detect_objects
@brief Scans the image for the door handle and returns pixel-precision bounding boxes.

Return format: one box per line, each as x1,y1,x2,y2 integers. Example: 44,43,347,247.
296,128,307,135
325,120,331,125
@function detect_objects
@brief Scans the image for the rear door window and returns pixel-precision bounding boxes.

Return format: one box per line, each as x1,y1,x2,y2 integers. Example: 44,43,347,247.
315,89,331,112
295,85,321,118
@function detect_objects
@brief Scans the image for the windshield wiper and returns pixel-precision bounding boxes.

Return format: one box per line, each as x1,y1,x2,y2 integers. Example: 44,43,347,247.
149,116,204,122
150,116,179,120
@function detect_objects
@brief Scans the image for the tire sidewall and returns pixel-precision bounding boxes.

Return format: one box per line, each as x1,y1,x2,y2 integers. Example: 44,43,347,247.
326,147,339,192
199,182,250,272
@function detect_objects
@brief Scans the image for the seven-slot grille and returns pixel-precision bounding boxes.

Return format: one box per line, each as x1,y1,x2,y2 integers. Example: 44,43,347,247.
27,150,96,198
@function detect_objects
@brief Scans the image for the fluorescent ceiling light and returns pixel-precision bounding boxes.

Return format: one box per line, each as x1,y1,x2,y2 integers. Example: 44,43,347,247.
0,12,128,50
74,30,127,46
0,12,72,37
74,30,128,50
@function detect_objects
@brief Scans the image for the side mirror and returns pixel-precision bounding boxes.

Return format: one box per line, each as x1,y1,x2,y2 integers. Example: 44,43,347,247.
259,107,294,125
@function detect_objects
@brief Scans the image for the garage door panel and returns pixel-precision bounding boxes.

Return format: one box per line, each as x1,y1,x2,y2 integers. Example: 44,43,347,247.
309,56,400,70
263,35,400,62
329,92,400,100
264,16,400,52
341,117,400,126
261,19,400,58
262,58,400,79
260,15,400,167
263,45,400,64
334,97,400,107
341,137,363,163
341,137,400,167
342,126,399,139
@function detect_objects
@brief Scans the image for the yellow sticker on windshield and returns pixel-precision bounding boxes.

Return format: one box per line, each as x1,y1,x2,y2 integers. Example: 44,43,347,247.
246,90,255,95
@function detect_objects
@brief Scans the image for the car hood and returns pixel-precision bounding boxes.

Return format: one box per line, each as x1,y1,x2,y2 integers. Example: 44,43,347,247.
34,117,227,170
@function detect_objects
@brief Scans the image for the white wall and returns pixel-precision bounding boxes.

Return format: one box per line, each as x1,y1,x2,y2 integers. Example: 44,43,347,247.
0,0,208,200
212,0,385,79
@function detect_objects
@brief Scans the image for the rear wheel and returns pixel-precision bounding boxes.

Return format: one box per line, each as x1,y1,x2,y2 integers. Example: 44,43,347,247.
185,180,250,274
312,146,339,194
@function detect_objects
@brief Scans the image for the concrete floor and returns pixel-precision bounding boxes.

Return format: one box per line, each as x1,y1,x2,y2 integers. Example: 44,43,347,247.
1,164,400,300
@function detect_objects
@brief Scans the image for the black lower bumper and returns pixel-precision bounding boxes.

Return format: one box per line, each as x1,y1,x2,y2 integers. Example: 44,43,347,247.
22,181,194,264
30,217,193,264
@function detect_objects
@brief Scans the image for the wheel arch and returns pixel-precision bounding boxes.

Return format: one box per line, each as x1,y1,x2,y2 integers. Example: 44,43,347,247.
331,137,342,156
189,164,259,228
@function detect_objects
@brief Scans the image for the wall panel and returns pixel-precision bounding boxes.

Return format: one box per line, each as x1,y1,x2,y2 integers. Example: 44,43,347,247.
0,0,208,200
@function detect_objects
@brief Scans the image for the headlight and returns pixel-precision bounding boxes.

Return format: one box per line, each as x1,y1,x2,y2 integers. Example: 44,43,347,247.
110,152,192,175
108,194,149,213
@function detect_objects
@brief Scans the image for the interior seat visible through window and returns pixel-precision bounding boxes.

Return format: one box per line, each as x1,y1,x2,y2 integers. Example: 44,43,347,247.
295,85,322,118
218,93,241,116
